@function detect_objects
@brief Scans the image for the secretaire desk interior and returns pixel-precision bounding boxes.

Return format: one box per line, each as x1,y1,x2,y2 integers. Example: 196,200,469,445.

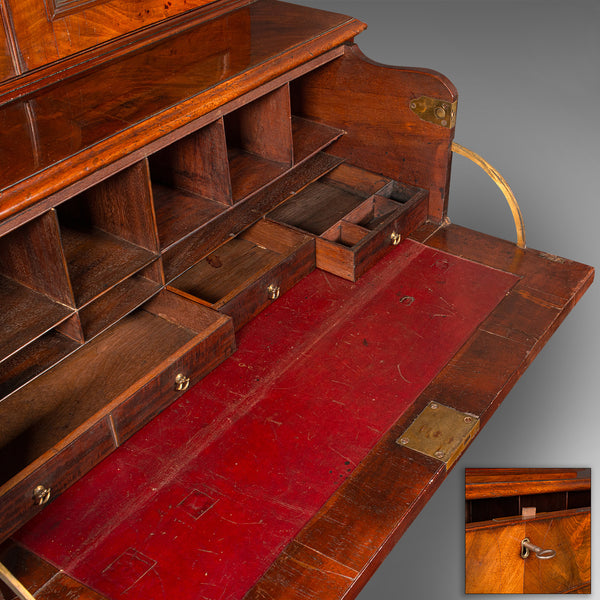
0,1,594,599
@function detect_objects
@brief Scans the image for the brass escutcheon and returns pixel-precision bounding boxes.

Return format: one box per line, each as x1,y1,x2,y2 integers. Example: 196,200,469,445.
390,231,401,245
32,485,51,506
174,373,190,392
267,284,280,300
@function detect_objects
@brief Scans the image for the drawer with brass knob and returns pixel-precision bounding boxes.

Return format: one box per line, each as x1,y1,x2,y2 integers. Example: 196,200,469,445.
267,163,428,281
0,419,115,538
168,219,315,331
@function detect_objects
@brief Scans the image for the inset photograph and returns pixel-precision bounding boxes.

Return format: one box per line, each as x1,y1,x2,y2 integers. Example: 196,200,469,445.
465,468,591,594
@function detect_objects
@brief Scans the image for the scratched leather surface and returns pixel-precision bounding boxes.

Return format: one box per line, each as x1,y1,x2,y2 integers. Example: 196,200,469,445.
15,239,517,600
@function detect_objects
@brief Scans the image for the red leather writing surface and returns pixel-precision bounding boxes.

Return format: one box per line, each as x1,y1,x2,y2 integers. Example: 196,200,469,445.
15,240,517,599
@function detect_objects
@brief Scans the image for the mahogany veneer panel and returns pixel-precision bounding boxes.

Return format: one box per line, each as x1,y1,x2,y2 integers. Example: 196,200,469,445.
465,521,526,594
465,509,591,594
0,19,15,82
4,0,219,72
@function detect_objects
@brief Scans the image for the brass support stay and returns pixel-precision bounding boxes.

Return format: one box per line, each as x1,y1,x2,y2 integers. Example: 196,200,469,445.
0,561,36,600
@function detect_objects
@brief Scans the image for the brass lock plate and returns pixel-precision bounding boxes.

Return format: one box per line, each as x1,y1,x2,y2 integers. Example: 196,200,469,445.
396,402,479,469
409,96,457,128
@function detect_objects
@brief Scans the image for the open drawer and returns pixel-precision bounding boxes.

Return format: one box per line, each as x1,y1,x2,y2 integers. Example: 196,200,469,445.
168,220,315,330
0,290,235,539
267,163,428,280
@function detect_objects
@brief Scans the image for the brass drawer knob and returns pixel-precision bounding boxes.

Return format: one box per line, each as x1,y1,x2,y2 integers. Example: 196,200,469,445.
267,284,280,300
174,373,190,392
521,537,556,560
390,231,401,245
32,485,51,506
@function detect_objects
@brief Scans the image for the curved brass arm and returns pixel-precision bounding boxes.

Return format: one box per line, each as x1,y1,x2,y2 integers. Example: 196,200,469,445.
0,562,36,600
452,142,526,249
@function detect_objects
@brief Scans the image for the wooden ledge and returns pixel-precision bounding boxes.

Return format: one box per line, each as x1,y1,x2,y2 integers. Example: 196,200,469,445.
0,0,365,225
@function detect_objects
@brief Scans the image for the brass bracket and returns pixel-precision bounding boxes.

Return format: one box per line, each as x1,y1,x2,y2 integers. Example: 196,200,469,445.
410,96,457,128
0,561,36,600
396,402,479,469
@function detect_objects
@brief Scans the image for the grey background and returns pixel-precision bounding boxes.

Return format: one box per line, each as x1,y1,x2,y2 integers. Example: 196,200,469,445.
293,1,599,598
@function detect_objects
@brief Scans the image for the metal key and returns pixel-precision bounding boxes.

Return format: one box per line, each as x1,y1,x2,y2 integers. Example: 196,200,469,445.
521,537,556,559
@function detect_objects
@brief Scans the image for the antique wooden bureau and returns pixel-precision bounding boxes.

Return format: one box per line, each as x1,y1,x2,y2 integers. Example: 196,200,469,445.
0,0,594,598
465,468,591,594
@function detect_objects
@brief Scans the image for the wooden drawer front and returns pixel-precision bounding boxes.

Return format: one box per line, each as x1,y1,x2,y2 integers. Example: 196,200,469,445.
465,522,526,594
524,510,591,594
466,510,591,594
0,291,234,541
217,243,314,330
168,220,315,331
110,317,235,445
317,185,428,281
0,419,115,540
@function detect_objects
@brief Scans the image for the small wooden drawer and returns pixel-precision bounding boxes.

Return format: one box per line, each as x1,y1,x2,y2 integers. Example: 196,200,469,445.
0,418,115,540
168,219,315,330
0,291,235,538
267,164,428,281
110,291,236,443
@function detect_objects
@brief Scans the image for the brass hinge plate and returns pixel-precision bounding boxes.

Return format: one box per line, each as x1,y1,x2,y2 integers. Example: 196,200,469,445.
410,96,457,128
396,402,479,469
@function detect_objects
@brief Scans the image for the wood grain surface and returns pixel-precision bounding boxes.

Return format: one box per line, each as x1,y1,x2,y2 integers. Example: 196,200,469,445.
466,521,526,593
0,1,365,222
466,509,591,593
291,43,457,223
5,0,222,71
